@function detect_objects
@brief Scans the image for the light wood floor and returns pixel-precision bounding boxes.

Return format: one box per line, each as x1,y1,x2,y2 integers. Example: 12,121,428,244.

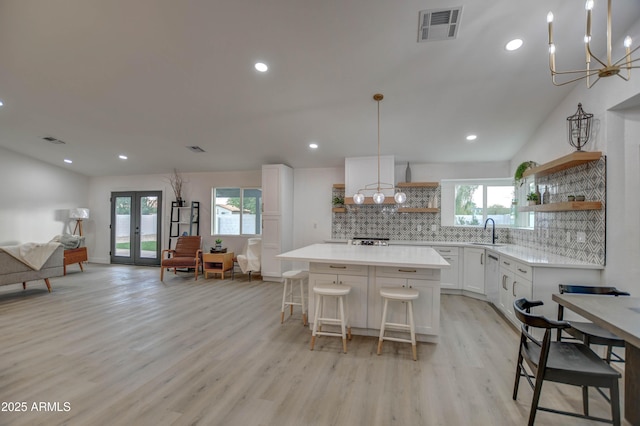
0,264,628,426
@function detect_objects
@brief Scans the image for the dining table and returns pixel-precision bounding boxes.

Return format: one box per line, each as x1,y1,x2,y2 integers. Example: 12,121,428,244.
552,293,640,425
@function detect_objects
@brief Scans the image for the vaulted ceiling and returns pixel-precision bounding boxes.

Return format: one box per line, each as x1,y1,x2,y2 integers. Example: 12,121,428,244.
0,0,639,176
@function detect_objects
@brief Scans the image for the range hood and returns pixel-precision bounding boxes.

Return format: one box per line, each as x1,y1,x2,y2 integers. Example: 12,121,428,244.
345,155,395,198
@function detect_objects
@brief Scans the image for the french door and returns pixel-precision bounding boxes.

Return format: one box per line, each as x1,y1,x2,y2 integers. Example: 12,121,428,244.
110,191,162,266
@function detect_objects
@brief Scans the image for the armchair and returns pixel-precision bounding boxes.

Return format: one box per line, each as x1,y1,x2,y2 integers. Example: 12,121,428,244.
160,236,202,281
237,238,261,281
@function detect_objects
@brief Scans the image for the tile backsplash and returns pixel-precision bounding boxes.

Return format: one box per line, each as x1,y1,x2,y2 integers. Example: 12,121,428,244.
332,157,606,265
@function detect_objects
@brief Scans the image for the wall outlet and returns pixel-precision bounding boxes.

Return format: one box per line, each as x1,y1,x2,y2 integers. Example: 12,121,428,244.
577,231,586,243
431,224,438,232
417,225,422,232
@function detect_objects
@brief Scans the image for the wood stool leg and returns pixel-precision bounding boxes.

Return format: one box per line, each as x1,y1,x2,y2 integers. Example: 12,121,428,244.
281,279,288,324
310,294,322,350
339,296,347,353
408,300,417,361
44,278,52,293
300,278,307,326
377,298,389,355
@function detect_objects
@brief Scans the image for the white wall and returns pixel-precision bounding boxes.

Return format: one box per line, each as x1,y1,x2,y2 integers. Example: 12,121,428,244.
397,161,511,182
293,167,344,248
510,19,640,293
88,170,260,263
0,146,89,245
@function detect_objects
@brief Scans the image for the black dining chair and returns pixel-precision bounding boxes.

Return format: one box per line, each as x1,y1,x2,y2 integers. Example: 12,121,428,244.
557,284,630,363
513,298,621,426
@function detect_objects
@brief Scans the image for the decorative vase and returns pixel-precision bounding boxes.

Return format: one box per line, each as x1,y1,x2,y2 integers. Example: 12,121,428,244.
405,162,412,183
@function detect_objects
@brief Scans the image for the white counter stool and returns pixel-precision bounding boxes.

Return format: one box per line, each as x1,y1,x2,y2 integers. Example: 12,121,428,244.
310,284,352,353
281,270,309,325
377,287,419,361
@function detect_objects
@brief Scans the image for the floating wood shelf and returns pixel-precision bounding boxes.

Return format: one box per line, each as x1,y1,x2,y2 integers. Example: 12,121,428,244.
518,201,602,212
332,183,345,189
396,181,439,188
332,207,346,213
522,151,602,179
397,207,440,213
344,197,396,205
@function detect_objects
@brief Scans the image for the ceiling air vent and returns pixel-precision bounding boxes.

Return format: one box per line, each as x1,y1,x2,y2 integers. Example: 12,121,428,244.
418,7,462,42
187,146,206,153
43,136,65,144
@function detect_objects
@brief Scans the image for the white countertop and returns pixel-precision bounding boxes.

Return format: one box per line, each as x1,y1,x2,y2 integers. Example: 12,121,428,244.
324,240,603,270
278,243,450,269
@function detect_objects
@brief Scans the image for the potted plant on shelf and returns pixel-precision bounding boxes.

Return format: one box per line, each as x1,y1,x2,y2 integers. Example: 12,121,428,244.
514,161,537,187
527,192,539,206
332,195,345,208
215,239,223,249
168,168,185,206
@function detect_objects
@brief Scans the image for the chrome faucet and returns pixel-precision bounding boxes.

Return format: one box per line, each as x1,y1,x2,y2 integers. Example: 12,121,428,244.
484,218,496,244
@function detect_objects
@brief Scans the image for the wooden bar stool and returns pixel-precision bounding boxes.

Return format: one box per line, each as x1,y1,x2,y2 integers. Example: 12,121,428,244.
281,270,309,325
310,284,352,353
377,287,419,361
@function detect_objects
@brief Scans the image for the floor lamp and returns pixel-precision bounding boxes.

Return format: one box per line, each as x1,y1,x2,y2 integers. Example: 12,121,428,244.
69,208,90,236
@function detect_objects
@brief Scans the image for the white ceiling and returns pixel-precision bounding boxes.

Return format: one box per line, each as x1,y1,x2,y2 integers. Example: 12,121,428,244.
0,0,639,177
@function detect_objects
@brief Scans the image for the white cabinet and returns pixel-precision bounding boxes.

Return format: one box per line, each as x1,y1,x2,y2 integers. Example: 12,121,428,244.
433,246,460,290
373,266,440,336
261,164,293,280
309,263,369,329
463,247,485,294
499,256,533,326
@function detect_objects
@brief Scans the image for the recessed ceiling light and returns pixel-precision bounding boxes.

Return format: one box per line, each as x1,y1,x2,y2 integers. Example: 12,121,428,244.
64,159,73,164
0,99,4,107
505,39,523,51
255,62,268,72
466,134,477,141
309,143,318,149
119,154,128,160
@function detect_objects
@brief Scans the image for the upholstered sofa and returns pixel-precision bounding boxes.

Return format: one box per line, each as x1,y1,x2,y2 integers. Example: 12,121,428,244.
0,245,64,292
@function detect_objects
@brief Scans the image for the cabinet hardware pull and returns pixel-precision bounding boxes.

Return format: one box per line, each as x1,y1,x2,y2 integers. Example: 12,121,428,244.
439,249,451,253
488,254,498,261
329,265,347,269
480,253,484,265
512,281,517,297
398,269,417,273
517,268,527,274
503,261,511,266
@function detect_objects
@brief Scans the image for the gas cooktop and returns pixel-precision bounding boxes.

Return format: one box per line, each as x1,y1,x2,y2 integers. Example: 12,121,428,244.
350,237,389,246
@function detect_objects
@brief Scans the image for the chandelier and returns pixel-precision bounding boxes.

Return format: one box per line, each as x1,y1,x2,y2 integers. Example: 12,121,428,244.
352,94,406,205
547,0,639,88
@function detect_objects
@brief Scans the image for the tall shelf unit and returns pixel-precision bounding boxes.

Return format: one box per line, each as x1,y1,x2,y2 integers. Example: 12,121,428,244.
169,201,200,249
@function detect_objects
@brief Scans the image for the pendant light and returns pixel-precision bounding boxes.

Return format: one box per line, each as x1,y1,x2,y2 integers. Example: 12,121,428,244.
352,94,407,205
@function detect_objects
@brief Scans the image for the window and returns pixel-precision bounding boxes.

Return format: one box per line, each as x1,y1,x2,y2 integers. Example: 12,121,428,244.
442,178,516,227
212,188,262,235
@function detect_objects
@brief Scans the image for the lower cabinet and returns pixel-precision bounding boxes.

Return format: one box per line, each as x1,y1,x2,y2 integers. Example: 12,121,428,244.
433,246,460,289
463,247,486,294
309,263,368,329
373,266,440,336
499,256,532,325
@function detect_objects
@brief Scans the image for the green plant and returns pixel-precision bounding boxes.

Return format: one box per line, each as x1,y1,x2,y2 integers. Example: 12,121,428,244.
332,195,344,206
514,161,537,186
526,192,538,201
215,238,222,245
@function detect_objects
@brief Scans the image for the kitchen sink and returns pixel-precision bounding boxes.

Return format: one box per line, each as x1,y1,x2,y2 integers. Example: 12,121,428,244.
470,242,506,247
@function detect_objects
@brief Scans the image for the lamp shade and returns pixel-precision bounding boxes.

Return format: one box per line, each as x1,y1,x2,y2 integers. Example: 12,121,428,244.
69,208,90,219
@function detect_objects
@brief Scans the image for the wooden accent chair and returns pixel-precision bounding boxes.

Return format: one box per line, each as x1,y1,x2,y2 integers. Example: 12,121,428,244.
513,298,621,426
160,236,202,281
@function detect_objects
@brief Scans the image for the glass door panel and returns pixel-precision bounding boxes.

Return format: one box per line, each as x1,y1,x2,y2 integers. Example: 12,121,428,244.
111,191,162,265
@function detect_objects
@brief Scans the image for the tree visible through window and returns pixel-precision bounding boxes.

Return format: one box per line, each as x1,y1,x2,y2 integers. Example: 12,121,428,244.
212,188,262,235
454,183,514,226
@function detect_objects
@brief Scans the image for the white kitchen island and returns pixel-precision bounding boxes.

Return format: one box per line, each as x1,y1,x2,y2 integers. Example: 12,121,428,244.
277,243,450,342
